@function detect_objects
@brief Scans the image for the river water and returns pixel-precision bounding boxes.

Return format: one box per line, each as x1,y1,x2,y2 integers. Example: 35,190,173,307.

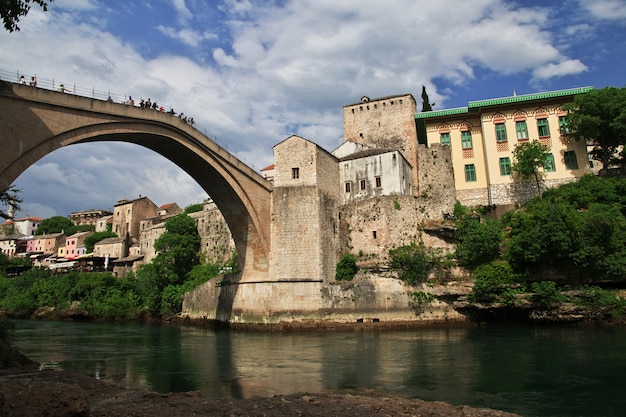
11,320,626,417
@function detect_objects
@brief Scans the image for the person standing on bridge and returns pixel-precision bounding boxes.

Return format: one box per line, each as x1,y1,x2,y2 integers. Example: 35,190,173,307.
29,76,37,87
19,76,26,84
57,84,71,93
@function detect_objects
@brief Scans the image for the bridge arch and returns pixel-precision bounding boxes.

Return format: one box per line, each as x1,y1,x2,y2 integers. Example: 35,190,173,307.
0,81,272,282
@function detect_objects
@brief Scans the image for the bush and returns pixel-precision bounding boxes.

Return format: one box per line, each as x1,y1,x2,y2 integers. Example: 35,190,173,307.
577,286,626,318
531,281,565,309
409,291,435,315
389,244,432,285
335,253,358,281
470,261,517,302
455,216,501,268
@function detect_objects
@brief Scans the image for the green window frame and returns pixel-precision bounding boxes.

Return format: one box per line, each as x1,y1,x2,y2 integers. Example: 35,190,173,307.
461,131,473,149
440,132,451,147
537,118,550,137
564,151,578,170
495,123,507,142
499,157,511,176
559,116,571,135
544,153,556,172
464,164,476,182
515,120,528,140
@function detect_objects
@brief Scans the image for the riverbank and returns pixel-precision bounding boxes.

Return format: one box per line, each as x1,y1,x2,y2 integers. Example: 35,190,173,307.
0,361,521,417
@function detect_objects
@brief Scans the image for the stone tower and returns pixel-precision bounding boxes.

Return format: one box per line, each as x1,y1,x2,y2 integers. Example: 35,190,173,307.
343,94,420,192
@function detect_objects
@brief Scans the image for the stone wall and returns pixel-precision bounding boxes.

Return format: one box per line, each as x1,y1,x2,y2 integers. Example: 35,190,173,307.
458,176,580,209
181,274,468,325
416,143,456,210
339,194,455,263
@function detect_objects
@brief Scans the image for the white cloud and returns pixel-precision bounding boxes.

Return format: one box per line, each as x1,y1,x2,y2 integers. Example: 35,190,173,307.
532,59,589,80
579,0,626,20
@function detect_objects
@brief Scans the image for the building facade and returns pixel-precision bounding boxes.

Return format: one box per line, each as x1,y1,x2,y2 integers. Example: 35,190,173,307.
415,87,592,209
112,196,159,244
69,209,112,227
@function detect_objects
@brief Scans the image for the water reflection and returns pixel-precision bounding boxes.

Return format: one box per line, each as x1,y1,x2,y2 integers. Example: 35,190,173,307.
12,321,626,417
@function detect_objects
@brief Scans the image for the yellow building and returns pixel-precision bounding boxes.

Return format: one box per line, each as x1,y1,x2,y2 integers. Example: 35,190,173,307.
415,87,592,210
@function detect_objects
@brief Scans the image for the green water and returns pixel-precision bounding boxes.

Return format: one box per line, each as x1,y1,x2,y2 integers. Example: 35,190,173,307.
11,320,626,417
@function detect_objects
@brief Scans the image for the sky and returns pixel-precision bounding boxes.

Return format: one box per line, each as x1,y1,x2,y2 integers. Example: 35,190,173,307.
1,0,625,220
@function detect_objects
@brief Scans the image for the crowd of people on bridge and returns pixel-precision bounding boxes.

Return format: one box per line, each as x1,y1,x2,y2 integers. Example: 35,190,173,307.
121,95,195,126
15,73,196,128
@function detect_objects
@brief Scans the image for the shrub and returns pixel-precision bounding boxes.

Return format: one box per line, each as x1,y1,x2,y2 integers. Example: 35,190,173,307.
455,216,502,268
335,253,358,281
389,244,432,285
470,261,517,302
409,291,435,315
576,286,626,318
531,281,565,309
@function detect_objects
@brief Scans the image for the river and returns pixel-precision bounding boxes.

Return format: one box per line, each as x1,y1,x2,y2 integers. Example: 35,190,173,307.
11,320,626,417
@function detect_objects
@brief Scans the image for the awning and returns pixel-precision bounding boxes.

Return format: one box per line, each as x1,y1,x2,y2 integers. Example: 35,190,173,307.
48,261,76,270
112,254,144,263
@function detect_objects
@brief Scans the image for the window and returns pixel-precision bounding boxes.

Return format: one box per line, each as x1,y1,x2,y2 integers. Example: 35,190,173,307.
375,176,381,187
440,132,451,147
516,121,528,140
545,153,556,172
564,151,578,170
461,131,473,149
537,118,550,137
345,182,351,192
559,116,571,135
292,167,299,179
360,179,366,190
464,164,476,182
495,123,507,142
499,157,511,176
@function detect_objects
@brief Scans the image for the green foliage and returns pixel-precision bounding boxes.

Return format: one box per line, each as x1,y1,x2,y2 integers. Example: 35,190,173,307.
335,253,358,281
531,281,565,309
153,214,201,286
505,175,626,282
0,185,21,220
184,203,203,214
84,231,118,253
1,0,52,32
512,140,551,196
453,201,469,218
455,216,501,268
0,267,46,316
35,216,73,235
574,286,626,318
563,87,626,170
409,291,435,315
470,261,517,302
31,271,78,308
389,244,435,285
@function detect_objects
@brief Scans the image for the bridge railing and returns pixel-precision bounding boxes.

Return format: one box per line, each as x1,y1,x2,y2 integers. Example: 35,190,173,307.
0,68,260,171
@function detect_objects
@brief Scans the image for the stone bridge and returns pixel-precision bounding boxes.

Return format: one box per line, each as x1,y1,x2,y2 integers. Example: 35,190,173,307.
0,80,272,283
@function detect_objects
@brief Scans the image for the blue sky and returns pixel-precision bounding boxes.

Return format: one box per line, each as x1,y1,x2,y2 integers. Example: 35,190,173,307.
2,0,625,220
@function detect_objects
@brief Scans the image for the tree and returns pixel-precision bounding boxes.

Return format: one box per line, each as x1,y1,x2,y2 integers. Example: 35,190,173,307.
153,214,201,286
563,87,626,172
0,185,22,220
35,216,73,235
0,0,52,32
84,231,117,253
455,216,502,268
184,203,203,214
512,139,551,196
